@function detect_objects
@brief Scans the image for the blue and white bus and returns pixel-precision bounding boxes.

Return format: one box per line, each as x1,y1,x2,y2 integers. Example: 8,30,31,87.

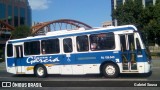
5,25,151,78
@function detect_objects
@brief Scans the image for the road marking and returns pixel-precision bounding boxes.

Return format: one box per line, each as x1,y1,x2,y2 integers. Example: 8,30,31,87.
0,77,10,78
90,78,148,81
152,67,160,69
0,76,148,81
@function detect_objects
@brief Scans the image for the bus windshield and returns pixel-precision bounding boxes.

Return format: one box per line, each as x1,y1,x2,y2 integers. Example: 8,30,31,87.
139,31,151,60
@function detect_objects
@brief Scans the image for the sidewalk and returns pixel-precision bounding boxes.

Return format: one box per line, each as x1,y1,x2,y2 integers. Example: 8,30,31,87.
152,56,160,60
0,62,5,70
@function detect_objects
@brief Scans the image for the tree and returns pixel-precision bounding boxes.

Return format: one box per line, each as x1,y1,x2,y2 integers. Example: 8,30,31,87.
141,2,160,45
11,25,31,39
0,48,5,62
112,0,160,45
112,0,143,26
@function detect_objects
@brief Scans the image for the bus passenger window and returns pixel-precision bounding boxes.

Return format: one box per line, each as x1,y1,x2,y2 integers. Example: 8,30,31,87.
41,39,60,54
90,35,98,50
41,41,46,54
90,33,115,51
136,38,142,55
63,38,73,53
76,35,89,52
120,35,127,52
128,35,135,51
91,43,97,50
24,41,40,55
7,44,13,57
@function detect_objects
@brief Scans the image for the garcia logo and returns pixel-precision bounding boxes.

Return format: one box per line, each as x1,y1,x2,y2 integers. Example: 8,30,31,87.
27,56,60,64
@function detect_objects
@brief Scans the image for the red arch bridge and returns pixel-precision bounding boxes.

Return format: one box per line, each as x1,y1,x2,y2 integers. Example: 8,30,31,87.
0,19,92,36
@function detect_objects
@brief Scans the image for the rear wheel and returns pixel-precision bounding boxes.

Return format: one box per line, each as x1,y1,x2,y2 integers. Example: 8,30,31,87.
102,63,119,78
34,65,47,78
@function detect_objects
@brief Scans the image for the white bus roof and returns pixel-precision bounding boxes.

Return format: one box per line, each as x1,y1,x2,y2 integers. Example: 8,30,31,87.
7,25,137,43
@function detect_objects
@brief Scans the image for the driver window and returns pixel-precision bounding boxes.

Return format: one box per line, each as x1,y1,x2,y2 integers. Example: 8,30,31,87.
136,38,142,55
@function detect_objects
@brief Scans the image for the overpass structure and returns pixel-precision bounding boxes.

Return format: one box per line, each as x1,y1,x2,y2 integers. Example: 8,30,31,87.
31,19,92,35
0,19,92,43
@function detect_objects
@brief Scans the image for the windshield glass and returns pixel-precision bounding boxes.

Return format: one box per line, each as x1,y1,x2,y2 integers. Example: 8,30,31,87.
139,31,152,60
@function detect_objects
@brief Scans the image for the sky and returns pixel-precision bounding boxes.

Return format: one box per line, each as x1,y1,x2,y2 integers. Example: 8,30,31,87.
28,0,112,27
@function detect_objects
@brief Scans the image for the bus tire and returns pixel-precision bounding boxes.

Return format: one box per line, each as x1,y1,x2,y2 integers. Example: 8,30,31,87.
34,65,47,78
102,63,119,78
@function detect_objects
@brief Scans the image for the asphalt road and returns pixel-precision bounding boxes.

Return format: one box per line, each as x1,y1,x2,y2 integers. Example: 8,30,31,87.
0,60,160,90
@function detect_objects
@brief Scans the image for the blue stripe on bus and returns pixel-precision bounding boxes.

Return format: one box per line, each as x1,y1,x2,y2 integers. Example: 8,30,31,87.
8,27,135,43
7,50,147,67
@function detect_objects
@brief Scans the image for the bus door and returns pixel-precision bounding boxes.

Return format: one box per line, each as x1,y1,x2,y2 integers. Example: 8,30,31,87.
61,38,74,74
14,45,24,74
120,34,138,72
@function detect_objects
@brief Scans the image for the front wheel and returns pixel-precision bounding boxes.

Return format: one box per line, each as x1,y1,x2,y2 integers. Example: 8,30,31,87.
34,65,47,78
102,63,119,78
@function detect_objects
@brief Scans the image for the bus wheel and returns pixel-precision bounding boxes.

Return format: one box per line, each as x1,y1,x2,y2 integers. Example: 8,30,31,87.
35,65,47,78
102,63,119,78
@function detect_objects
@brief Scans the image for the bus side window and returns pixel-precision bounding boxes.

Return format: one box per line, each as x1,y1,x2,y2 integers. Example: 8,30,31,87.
63,38,73,53
41,39,60,54
41,41,46,54
7,44,13,57
76,35,89,52
15,46,20,58
120,35,127,52
128,34,135,51
90,33,115,51
24,41,40,55
136,38,142,55
90,35,98,50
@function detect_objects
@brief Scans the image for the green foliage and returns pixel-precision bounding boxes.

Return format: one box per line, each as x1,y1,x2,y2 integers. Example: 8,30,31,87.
112,0,160,45
0,49,4,62
112,0,143,26
11,26,31,39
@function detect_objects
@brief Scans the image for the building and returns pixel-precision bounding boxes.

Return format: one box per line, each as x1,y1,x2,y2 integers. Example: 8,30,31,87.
112,0,156,9
111,0,157,25
0,0,31,27
0,0,32,58
102,21,113,27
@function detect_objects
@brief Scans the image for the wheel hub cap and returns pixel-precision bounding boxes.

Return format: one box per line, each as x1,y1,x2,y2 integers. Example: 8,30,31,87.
37,67,44,76
105,65,115,75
